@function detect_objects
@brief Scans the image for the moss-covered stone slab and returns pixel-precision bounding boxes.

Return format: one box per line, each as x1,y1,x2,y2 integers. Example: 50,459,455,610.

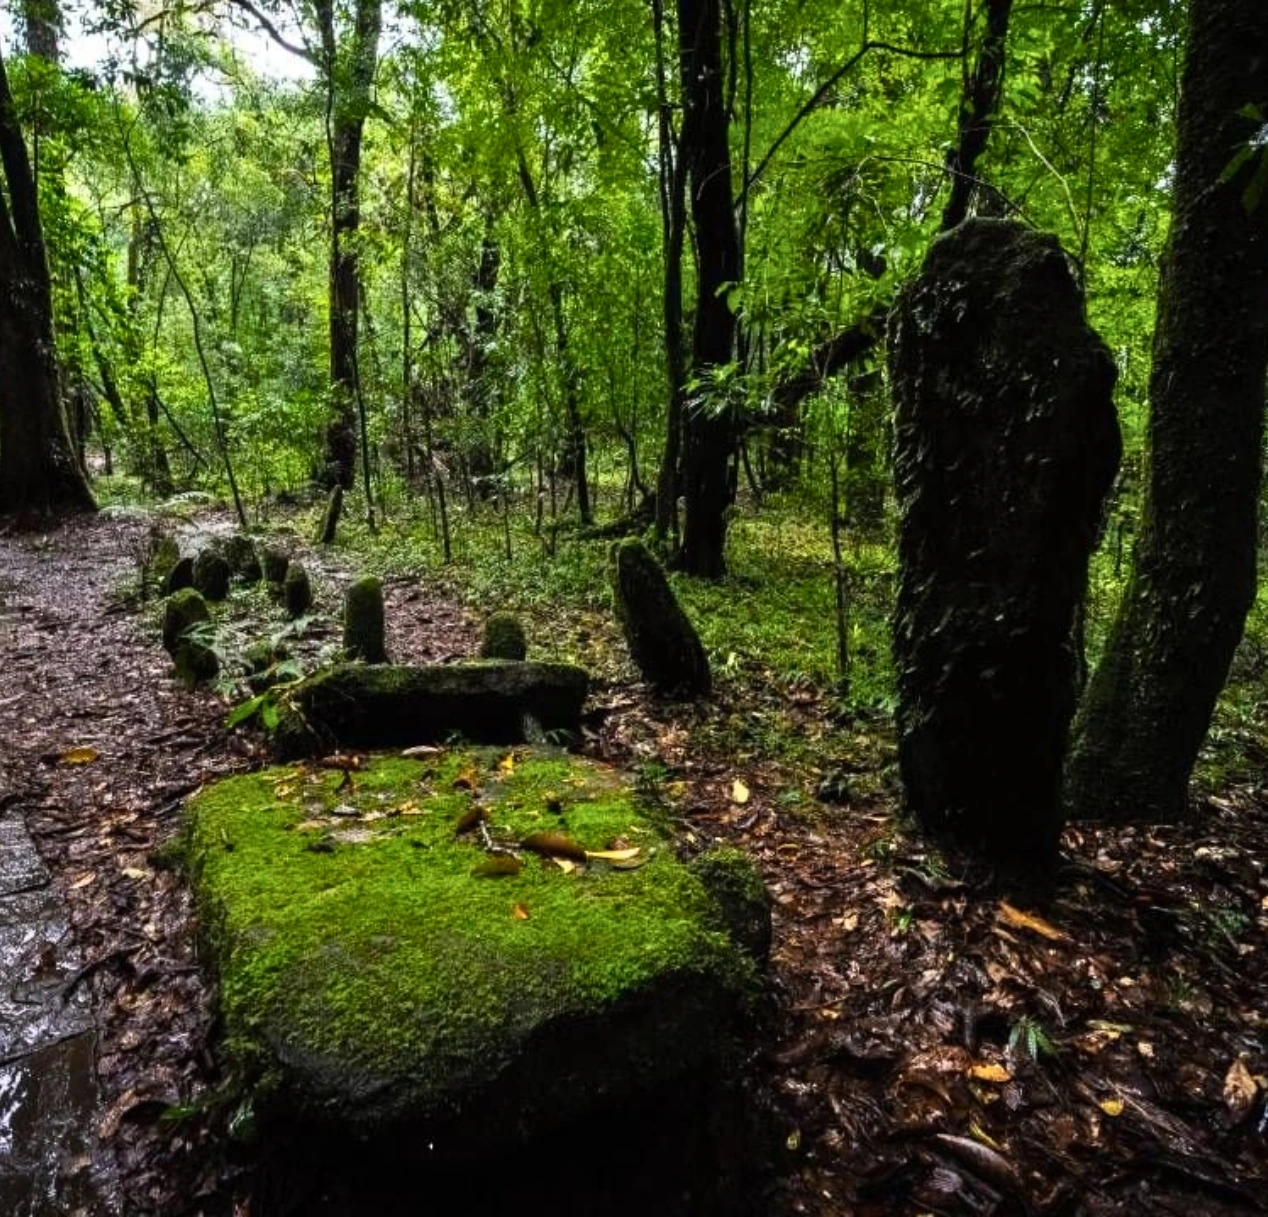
274,662,589,758
185,748,766,1154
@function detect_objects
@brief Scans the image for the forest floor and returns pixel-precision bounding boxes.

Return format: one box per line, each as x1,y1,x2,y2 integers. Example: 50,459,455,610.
0,506,1265,1217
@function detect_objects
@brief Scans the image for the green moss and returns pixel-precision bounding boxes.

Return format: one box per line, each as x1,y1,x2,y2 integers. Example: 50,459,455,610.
186,748,762,1132
344,575,387,663
283,562,312,619
162,587,210,653
479,611,528,660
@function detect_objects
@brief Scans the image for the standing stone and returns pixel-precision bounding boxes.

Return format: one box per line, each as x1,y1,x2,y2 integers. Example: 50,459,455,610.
162,587,210,654
162,555,195,596
223,535,263,584
192,550,231,602
318,485,344,545
888,219,1120,864
344,576,387,663
479,612,528,661
611,539,710,698
284,563,313,619
261,546,290,585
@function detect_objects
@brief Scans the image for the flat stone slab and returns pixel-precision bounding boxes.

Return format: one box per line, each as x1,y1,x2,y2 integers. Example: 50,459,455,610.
185,748,767,1154
273,662,590,758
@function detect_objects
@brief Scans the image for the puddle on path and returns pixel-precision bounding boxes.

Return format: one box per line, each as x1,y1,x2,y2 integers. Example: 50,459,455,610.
0,809,104,1215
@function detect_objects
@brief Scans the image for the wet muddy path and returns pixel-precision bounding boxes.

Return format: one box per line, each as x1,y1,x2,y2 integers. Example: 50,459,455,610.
0,513,252,1214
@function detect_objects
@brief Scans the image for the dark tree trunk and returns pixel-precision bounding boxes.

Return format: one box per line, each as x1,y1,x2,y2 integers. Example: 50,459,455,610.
318,0,382,491
0,45,93,516
1065,0,1268,822
941,0,1014,230
464,219,502,486
677,0,740,579
652,0,689,542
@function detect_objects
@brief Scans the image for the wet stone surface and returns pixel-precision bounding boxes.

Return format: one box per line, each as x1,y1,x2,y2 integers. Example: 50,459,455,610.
0,806,98,1215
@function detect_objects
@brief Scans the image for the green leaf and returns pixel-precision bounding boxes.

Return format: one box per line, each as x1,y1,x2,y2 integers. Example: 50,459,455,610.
226,695,266,729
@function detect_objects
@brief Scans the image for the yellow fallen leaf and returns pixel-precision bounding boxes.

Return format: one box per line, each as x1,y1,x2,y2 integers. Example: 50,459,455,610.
122,867,151,881
1223,1056,1258,1123
970,1063,1012,1083
997,901,1069,942
498,753,516,773
585,847,642,861
512,903,530,920
552,857,578,874
70,872,96,890
60,746,99,765
1099,1097,1124,1117
731,779,750,805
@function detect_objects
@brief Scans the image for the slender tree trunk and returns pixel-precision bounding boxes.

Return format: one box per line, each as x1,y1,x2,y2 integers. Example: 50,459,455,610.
676,0,740,578
0,45,93,515
941,0,1014,230
1065,0,1268,821
652,0,689,543
317,0,382,490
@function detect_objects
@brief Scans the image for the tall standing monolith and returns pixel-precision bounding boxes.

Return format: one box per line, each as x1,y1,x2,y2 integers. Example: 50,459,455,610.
888,219,1120,864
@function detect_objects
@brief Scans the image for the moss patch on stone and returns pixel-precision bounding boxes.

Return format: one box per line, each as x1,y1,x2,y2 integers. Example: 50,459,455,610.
185,748,764,1144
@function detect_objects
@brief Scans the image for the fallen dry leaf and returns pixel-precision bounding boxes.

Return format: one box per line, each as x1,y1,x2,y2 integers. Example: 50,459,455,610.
1099,1096,1124,1117
584,847,642,861
1223,1056,1258,1123
60,746,100,765
731,779,750,805
512,903,530,920
970,1062,1012,1083
521,831,587,862
997,900,1070,942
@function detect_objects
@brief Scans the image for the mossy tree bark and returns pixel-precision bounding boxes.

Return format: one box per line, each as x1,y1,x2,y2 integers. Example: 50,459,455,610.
1066,0,1268,823
676,0,740,579
0,45,95,516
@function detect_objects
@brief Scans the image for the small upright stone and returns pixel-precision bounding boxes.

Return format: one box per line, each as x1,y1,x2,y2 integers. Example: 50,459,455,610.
192,550,231,601
223,535,263,584
317,485,344,545
174,638,220,687
611,539,710,698
479,612,528,661
344,576,387,663
261,547,290,585
162,587,210,654
162,555,194,596
888,218,1120,864
284,562,313,619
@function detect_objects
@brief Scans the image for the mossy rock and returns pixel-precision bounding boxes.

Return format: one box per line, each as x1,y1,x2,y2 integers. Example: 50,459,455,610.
162,587,210,654
261,547,290,585
273,662,589,758
284,562,313,619
184,748,767,1152
174,638,220,687
244,638,292,693
344,576,387,663
162,555,195,596
479,612,528,661
611,539,711,698
223,534,263,584
192,550,231,601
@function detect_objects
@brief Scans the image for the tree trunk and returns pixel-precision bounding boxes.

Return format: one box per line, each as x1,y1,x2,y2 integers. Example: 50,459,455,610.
1065,0,1268,821
0,45,93,516
318,0,382,490
676,0,740,579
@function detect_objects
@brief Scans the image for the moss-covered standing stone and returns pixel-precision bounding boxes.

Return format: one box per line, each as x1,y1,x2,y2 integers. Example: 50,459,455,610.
317,485,344,545
162,555,195,596
223,534,263,584
174,639,219,687
192,550,231,601
161,587,210,654
283,562,312,619
344,576,387,663
479,611,528,661
184,748,767,1150
611,539,710,698
261,546,290,585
